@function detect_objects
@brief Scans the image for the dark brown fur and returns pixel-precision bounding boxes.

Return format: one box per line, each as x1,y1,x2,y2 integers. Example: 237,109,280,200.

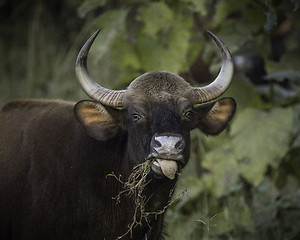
0,72,236,240
0,100,134,239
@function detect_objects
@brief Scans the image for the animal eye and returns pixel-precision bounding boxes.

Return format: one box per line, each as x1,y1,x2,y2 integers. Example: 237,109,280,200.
132,113,142,122
185,110,193,119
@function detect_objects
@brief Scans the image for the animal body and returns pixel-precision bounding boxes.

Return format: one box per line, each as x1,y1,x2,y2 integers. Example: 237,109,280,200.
0,30,236,240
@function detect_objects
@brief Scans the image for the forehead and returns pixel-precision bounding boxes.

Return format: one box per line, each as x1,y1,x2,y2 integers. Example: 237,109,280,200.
123,71,193,107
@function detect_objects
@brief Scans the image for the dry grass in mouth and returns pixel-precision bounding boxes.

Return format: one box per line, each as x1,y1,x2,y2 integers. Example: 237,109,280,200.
107,159,176,239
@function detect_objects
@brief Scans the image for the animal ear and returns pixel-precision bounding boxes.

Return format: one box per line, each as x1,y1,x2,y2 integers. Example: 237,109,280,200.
74,100,123,141
195,97,236,135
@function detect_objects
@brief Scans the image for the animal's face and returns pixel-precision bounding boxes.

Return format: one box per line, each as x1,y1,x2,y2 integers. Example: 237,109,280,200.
74,72,236,180
125,98,192,179
74,29,236,180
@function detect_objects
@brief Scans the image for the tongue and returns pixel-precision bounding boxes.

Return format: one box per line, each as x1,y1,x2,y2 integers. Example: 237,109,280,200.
156,159,178,180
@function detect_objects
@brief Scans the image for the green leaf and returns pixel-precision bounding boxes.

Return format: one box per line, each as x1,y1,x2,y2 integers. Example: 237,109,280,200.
212,0,266,55
112,38,141,70
230,107,293,186
212,194,254,236
137,2,174,39
253,188,300,240
277,49,300,71
181,0,208,16
135,15,192,73
222,74,266,109
77,0,107,18
214,0,264,28
91,9,128,62
203,107,293,196
202,147,240,197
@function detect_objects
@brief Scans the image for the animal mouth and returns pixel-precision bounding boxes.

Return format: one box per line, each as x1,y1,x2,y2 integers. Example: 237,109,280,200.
147,152,184,180
151,159,178,180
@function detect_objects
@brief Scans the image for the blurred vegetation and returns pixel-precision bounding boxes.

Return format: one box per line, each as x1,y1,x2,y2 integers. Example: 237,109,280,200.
1,0,300,239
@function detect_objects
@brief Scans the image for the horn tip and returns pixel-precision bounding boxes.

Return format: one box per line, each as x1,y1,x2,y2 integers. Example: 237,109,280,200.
90,29,101,42
76,28,102,67
206,30,217,40
94,28,101,36
206,30,232,59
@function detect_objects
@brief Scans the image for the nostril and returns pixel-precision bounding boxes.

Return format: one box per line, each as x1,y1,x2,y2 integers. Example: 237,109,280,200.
153,139,162,148
175,139,185,150
151,134,184,154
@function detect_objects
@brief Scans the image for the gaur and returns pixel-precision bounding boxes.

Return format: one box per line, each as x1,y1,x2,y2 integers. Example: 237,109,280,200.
0,29,236,240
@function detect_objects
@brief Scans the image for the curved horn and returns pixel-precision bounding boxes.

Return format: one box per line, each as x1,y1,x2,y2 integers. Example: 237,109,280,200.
191,31,234,103
76,29,125,108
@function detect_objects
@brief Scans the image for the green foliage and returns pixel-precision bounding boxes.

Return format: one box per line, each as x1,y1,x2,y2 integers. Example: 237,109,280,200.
138,2,174,39
134,15,192,73
1,0,300,239
77,0,107,18
230,107,293,185
93,9,129,60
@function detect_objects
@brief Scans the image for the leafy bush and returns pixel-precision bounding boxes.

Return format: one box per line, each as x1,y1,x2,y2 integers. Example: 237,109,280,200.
1,0,300,239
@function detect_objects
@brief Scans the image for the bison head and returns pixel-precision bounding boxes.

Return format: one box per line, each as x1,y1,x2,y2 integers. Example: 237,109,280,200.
74,30,236,180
